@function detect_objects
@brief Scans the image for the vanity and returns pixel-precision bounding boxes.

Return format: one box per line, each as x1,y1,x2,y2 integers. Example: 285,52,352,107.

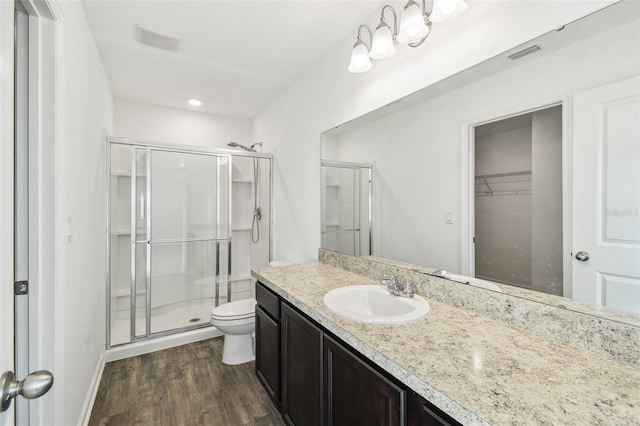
252,257,640,425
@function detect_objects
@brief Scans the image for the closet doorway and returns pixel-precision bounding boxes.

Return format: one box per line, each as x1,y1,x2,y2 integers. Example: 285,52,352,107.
473,105,563,296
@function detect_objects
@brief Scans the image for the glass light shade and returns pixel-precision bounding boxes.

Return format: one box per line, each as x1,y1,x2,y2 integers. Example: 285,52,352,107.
370,24,396,60
348,42,373,73
397,3,429,44
430,0,468,23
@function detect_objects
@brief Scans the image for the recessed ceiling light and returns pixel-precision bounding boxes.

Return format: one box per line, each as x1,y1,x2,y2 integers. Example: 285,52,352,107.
187,99,202,107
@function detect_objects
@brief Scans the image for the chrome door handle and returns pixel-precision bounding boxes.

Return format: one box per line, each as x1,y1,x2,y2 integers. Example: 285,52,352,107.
1,370,54,412
575,251,590,261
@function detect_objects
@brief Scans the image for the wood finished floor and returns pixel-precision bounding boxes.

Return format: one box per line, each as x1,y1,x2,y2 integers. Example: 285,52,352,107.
89,338,285,426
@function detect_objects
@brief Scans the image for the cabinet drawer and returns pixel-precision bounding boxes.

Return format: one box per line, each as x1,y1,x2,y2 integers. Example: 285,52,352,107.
256,281,280,320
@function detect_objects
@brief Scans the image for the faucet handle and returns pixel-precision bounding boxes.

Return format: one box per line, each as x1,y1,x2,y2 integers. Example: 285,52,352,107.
379,273,396,285
402,281,418,298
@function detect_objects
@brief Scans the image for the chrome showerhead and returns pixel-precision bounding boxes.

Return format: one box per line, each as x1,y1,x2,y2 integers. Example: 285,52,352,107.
227,142,254,152
227,142,263,152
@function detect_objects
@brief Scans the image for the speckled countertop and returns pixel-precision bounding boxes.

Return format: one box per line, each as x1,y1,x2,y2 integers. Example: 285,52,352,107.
252,262,640,426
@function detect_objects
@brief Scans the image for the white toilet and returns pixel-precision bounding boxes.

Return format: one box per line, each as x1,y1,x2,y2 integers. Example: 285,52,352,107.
210,298,257,365
211,261,291,365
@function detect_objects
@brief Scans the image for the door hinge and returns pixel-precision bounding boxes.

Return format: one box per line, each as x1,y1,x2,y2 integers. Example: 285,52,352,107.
14,280,28,295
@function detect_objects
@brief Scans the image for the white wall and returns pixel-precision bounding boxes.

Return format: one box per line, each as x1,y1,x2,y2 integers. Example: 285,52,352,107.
253,1,617,264
314,17,638,273
114,98,252,149
56,2,113,424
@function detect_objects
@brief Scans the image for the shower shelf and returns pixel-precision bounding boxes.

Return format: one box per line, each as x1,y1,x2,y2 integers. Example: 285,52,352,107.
111,171,147,178
230,274,253,282
232,179,252,183
232,226,252,232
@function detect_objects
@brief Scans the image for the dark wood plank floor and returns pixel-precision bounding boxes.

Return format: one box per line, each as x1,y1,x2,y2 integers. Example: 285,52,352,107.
89,337,285,426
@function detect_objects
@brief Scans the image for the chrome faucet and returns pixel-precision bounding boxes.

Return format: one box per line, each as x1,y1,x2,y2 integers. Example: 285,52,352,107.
380,274,402,296
380,274,418,298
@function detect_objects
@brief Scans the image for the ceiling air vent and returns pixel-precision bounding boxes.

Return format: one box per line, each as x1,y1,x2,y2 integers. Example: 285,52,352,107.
136,24,183,52
508,45,541,61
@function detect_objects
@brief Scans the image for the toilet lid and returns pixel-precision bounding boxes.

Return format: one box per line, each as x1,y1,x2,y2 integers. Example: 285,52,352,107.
211,298,256,320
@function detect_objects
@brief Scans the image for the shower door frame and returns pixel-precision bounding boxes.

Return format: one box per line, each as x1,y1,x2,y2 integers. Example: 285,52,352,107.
106,136,273,349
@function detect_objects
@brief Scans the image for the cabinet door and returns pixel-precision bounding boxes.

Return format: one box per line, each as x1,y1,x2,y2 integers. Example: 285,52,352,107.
281,302,323,426
324,335,405,426
256,305,280,406
407,391,460,426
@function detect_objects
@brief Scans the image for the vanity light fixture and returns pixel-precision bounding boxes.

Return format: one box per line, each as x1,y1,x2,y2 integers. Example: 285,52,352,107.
429,0,468,23
397,0,430,45
370,5,398,60
348,25,373,73
187,98,202,107
348,0,467,73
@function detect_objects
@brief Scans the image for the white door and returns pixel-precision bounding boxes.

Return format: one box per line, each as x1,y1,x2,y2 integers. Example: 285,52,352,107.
1,3,54,424
1,1,18,424
572,76,640,313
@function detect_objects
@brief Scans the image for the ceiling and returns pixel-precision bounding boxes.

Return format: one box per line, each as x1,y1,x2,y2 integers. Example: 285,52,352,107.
82,0,381,119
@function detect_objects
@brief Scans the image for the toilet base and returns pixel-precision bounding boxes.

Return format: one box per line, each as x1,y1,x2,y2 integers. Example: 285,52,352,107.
221,333,255,365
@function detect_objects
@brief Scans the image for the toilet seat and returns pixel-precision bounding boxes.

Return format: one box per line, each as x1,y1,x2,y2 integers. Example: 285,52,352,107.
211,298,256,321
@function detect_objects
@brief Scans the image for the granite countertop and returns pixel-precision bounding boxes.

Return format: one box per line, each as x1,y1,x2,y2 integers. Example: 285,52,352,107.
252,262,640,426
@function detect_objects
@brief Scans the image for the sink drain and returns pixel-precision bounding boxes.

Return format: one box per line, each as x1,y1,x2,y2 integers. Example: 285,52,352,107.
189,317,201,323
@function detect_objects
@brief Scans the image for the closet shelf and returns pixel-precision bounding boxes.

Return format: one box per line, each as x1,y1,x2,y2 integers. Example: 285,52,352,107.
475,170,531,196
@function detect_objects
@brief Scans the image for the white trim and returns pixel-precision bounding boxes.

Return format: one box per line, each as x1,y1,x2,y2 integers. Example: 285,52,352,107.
460,96,571,291
20,0,62,20
53,6,66,424
105,327,223,363
77,353,105,426
561,94,573,299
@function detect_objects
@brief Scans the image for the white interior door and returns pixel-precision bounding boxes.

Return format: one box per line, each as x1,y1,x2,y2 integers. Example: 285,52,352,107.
1,3,55,424
0,1,17,424
572,76,640,313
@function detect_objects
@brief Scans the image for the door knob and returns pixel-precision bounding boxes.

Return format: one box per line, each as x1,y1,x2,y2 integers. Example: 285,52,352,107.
1,370,54,412
575,251,590,261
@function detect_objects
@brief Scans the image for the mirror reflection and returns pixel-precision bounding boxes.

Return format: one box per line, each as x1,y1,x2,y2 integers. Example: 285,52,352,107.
320,160,372,257
321,2,640,320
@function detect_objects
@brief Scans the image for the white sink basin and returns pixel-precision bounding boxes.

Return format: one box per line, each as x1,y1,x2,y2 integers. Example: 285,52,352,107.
323,285,431,324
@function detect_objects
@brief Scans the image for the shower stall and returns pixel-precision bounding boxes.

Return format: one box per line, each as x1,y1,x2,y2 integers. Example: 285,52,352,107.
107,138,271,348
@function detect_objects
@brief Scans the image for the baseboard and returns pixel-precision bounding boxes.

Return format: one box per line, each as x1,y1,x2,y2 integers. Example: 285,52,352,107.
78,352,105,426
105,326,223,362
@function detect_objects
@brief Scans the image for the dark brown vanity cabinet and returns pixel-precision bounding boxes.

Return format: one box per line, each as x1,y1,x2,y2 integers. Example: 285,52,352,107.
324,334,405,426
407,391,460,426
255,282,460,426
255,283,281,407
280,302,323,426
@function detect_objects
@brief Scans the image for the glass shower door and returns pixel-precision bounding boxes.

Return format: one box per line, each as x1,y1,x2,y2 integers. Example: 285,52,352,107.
148,149,231,335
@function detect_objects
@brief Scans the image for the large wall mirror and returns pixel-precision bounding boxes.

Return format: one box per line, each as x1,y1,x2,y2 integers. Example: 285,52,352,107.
320,1,640,324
